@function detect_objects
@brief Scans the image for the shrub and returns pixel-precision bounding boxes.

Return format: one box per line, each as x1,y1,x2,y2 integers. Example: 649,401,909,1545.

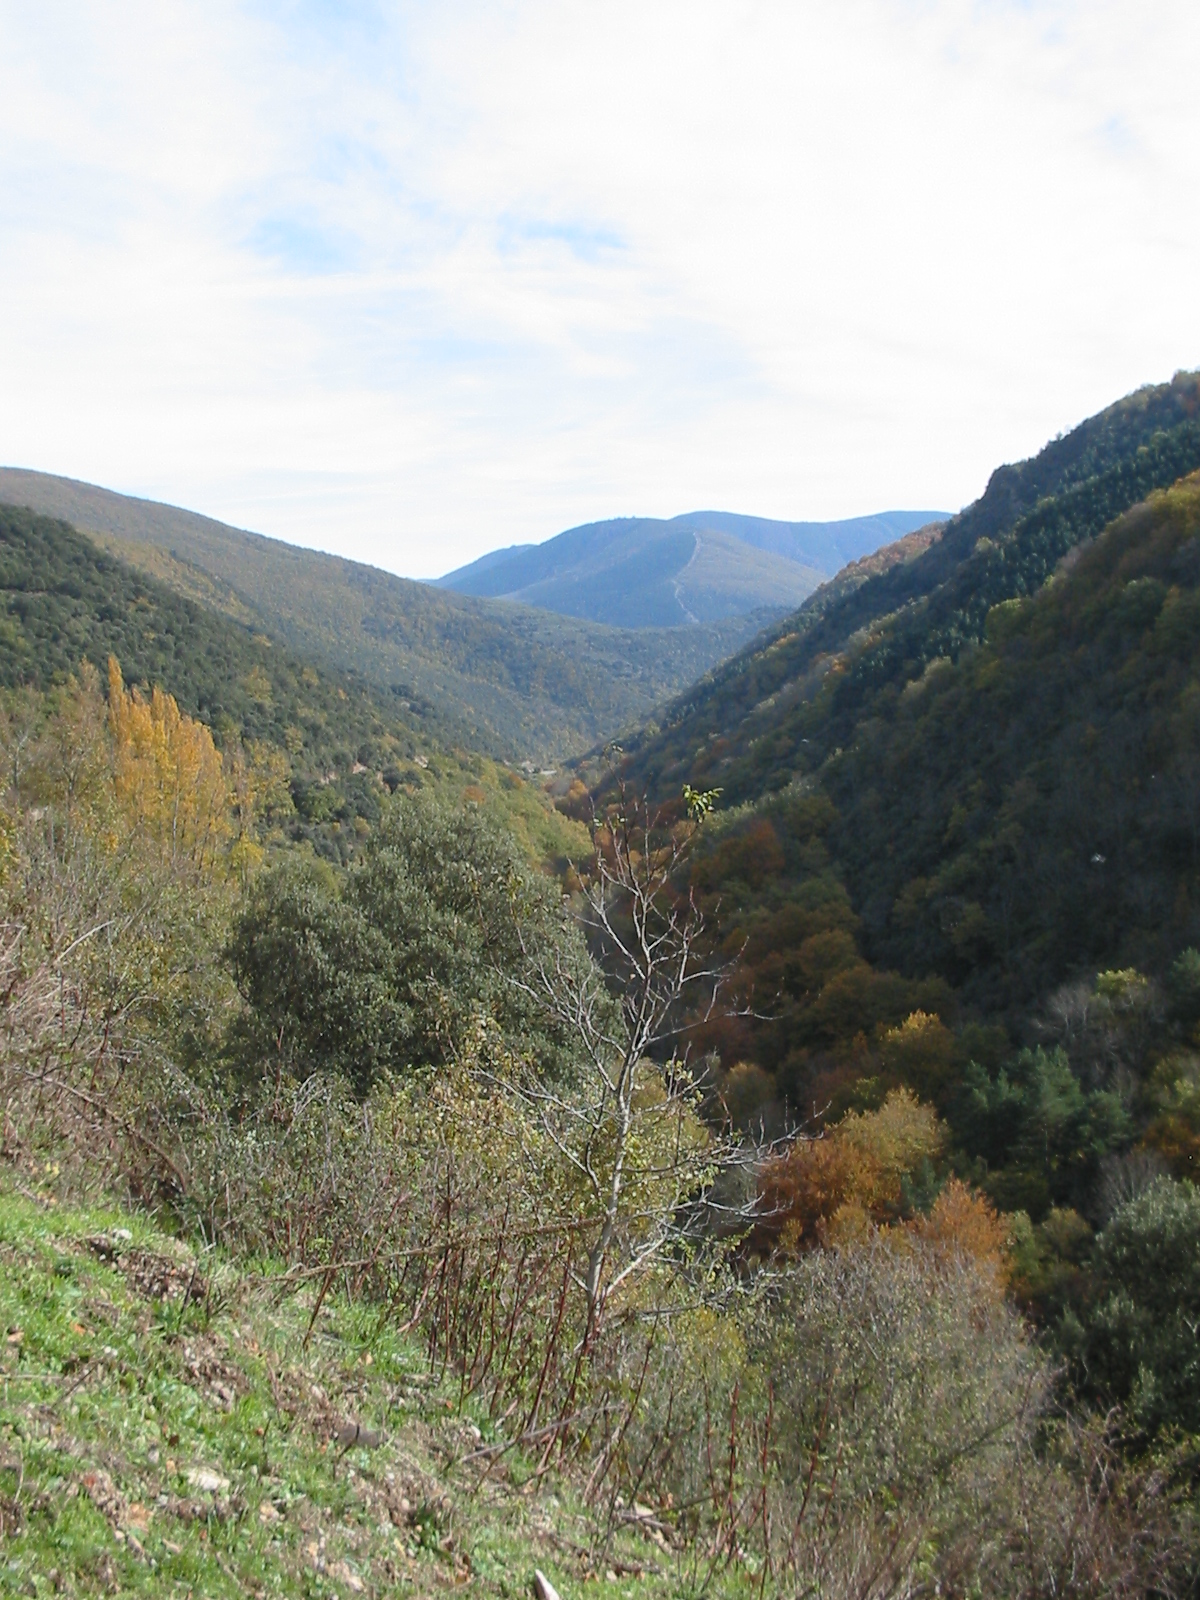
1075,1174,1200,1438
227,790,600,1090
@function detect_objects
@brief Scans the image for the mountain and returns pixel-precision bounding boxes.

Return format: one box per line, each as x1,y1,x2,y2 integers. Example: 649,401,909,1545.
584,371,1200,1127
0,502,593,869
0,502,437,773
668,508,951,567
616,373,1200,809
0,471,770,765
435,509,947,627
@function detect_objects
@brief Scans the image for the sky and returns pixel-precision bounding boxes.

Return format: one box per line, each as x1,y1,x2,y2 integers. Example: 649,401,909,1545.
0,2,1198,580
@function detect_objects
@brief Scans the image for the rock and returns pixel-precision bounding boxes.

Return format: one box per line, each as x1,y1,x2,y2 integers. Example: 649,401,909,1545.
185,1467,230,1494
80,1470,124,1523
332,1418,382,1450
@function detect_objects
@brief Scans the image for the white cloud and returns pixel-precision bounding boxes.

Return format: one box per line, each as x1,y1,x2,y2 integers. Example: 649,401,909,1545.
0,0,1197,576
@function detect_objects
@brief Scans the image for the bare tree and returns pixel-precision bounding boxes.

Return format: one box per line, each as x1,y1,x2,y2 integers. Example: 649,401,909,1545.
504,776,737,1326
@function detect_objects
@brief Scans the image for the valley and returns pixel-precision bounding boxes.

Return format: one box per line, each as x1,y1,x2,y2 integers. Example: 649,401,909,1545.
3,372,1200,1598
0,471,777,766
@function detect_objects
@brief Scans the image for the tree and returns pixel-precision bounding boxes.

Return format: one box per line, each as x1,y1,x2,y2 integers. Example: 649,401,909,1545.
107,656,231,871
950,1046,1130,1215
502,780,735,1323
1165,947,1200,1036
914,1176,1013,1281
226,856,407,1094
1073,1175,1200,1438
227,789,595,1091
0,667,240,1200
755,1088,945,1253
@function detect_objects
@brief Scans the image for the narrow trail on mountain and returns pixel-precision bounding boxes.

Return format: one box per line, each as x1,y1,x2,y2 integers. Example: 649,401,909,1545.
671,531,702,623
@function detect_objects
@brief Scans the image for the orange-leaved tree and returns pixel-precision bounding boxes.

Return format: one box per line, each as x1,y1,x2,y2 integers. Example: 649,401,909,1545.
912,1177,1014,1284
755,1087,944,1253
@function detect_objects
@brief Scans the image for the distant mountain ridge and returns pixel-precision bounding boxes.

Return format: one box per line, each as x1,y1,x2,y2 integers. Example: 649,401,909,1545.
436,509,948,628
0,469,772,764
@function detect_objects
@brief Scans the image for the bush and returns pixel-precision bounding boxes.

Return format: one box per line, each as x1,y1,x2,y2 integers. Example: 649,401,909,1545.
227,790,599,1090
758,1237,1042,1506
1074,1174,1200,1438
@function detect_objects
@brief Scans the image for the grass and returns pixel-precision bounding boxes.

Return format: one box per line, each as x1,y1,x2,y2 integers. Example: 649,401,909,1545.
0,1175,754,1600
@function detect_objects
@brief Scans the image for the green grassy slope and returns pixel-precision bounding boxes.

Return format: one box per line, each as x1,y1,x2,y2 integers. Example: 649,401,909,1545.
0,1183,719,1600
0,471,767,765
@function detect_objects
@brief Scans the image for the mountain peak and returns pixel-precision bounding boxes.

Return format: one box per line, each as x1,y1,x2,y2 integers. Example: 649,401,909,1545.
436,509,949,629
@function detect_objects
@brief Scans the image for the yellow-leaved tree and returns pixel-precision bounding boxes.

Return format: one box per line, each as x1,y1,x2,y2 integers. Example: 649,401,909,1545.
225,738,294,882
107,657,232,872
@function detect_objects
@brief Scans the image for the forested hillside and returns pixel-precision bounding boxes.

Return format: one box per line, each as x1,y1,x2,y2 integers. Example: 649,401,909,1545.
0,505,443,763
828,473,1200,1009
582,372,1200,1224
661,471,1200,1073
0,503,587,867
618,371,1200,802
0,470,767,764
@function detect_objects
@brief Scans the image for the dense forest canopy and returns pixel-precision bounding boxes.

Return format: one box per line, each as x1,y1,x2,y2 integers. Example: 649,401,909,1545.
577,371,1200,1331
830,473,1200,1004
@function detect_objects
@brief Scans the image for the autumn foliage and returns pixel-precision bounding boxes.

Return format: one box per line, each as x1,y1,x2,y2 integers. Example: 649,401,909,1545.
106,656,291,880
755,1087,943,1252
107,657,231,869
914,1177,1013,1282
